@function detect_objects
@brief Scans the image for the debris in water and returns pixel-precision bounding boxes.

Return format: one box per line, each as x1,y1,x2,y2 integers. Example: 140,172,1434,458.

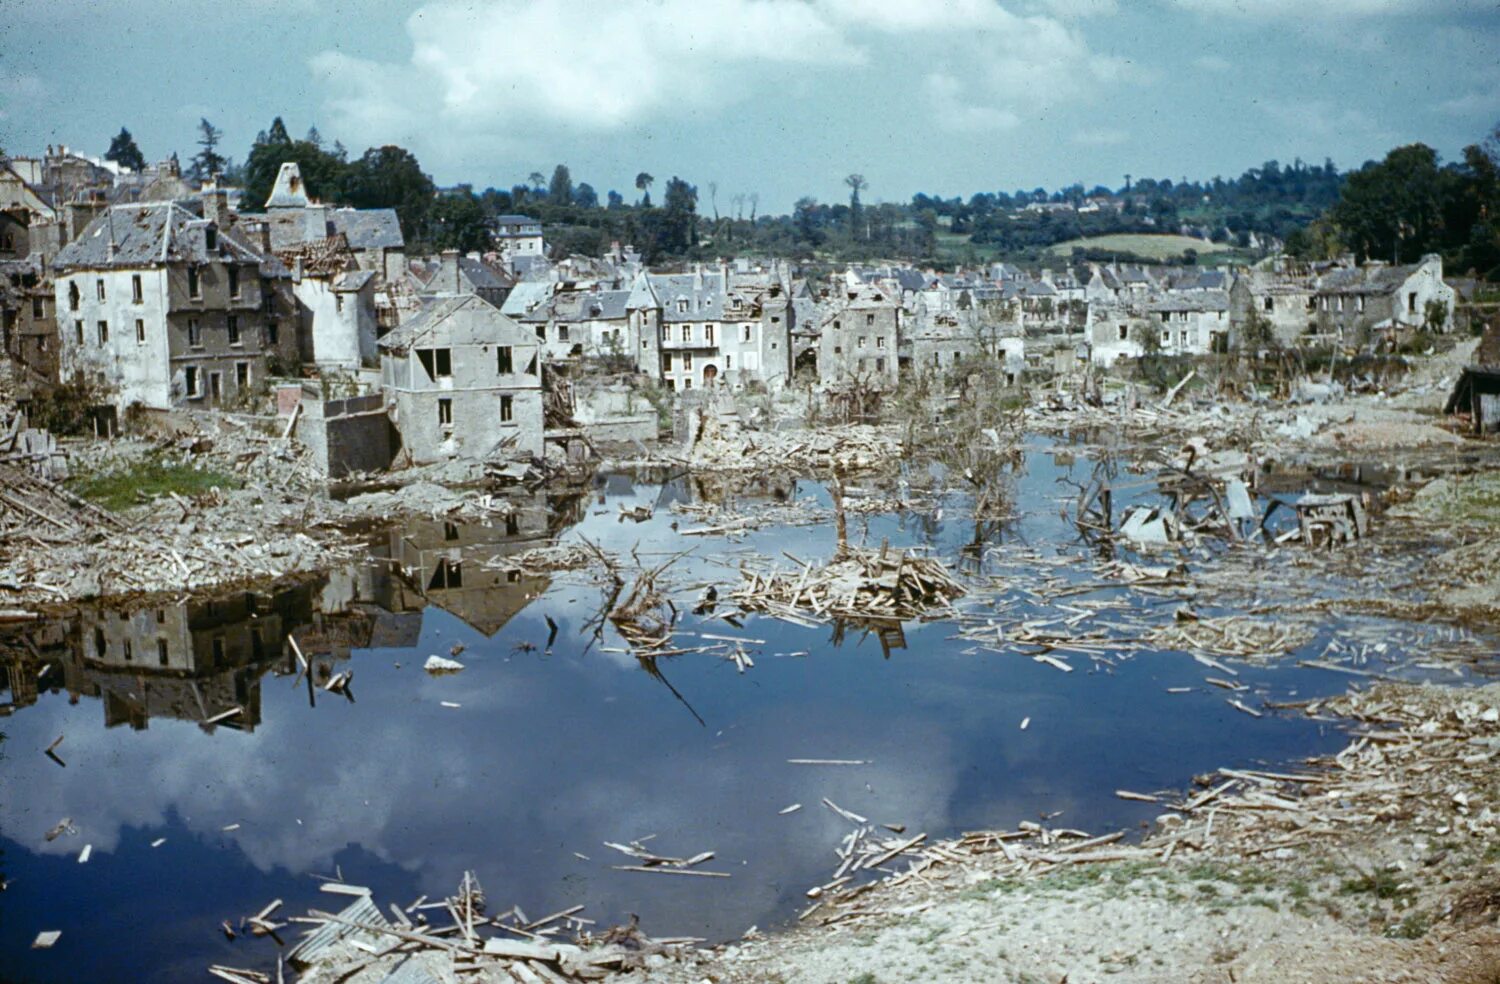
423,654,465,674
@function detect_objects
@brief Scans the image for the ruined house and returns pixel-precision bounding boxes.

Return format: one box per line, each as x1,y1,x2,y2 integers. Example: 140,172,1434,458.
416,250,515,309
378,293,543,464
0,256,58,382
1311,253,1455,340
518,281,632,363
814,281,901,389
1228,262,1319,348
51,200,286,414
243,163,407,282
1145,291,1231,355
275,232,378,372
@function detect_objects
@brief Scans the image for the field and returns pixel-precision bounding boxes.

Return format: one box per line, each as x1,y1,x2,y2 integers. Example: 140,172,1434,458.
1045,233,1243,262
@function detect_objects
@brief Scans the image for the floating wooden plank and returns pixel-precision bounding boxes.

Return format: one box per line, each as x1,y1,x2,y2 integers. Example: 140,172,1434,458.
319,883,374,897
610,866,730,878
32,930,60,949
787,759,869,766
1115,790,1159,803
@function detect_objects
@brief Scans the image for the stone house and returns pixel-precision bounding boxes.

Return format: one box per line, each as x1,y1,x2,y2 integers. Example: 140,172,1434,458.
0,256,58,381
275,232,378,372
378,293,543,464
492,215,545,265
815,281,901,388
51,201,285,412
1311,254,1455,340
1228,263,1319,348
245,163,407,282
1145,291,1231,355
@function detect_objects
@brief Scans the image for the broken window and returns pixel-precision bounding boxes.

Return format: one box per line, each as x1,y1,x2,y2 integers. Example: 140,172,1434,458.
438,397,453,427
833,320,841,331
427,559,463,590
1263,297,1273,312
204,226,217,251
497,345,513,373
876,336,885,349
267,320,279,345
212,637,225,661
96,278,106,301
227,315,240,346
188,266,201,299
158,639,169,666
185,365,200,396
534,324,546,340
525,353,538,375
866,314,874,325
235,362,249,387
417,348,452,380
132,274,143,303
834,345,842,354
32,295,44,318
875,357,886,372
188,318,201,347
1161,312,1171,322
663,353,674,371
444,521,460,541
228,266,240,299
97,320,108,345
666,378,676,391
1117,325,1128,341
857,336,867,349
68,281,79,311
500,394,513,422
1407,292,1417,314
135,319,145,344
74,320,83,344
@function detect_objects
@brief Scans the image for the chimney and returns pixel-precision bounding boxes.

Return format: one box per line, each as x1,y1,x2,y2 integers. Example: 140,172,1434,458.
439,249,461,293
203,186,229,228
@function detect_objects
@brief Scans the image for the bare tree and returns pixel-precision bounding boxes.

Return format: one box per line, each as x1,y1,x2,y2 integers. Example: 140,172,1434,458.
707,181,719,222
748,192,758,222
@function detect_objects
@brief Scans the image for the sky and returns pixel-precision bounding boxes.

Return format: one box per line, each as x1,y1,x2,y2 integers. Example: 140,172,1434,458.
0,0,1496,213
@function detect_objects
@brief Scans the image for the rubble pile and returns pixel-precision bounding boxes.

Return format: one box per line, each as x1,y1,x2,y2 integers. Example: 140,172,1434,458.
682,420,902,474
212,874,696,984
733,545,965,624
1151,613,1316,659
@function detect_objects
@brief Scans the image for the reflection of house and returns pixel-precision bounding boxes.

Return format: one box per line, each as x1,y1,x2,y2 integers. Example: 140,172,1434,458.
389,499,555,636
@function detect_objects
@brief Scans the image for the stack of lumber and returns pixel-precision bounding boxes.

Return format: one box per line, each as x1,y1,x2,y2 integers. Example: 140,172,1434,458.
733,544,964,623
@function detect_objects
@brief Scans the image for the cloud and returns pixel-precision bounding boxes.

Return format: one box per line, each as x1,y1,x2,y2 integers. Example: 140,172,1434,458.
1193,55,1232,72
1169,0,1491,18
1258,99,1392,144
311,0,1134,155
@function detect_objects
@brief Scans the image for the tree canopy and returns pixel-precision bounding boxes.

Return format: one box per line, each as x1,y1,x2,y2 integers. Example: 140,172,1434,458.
105,127,146,172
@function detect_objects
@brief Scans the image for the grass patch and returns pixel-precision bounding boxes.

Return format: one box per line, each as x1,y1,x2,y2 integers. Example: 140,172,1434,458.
1340,868,1411,901
69,454,243,512
1044,233,1244,262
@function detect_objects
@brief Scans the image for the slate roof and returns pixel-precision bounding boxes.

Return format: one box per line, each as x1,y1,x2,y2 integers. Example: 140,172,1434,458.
1147,290,1230,312
458,256,513,291
494,215,540,226
245,206,403,253
378,293,529,351
1316,262,1422,295
53,201,266,270
500,281,553,318
648,272,728,322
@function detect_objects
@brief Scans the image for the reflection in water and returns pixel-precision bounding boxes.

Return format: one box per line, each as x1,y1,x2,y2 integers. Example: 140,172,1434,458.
3,458,1477,984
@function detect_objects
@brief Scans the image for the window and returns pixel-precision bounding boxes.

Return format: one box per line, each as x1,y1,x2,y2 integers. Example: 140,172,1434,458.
158,639,169,666
32,295,43,318
742,324,752,342
497,345,513,373
1117,325,1128,341
663,324,672,342
833,320,841,331
834,345,843,354
683,324,693,343
1407,292,1417,314
1357,296,1366,313
1263,297,1273,312
875,357,886,372
227,315,240,346
663,353,674,371
858,358,866,370
428,559,463,590
267,320,279,345
135,319,145,344
204,226,217,251
1161,312,1171,323
212,638,225,661
227,267,240,298
188,318,201,347
953,351,961,363
866,314,874,325
67,281,79,311
1336,296,1344,312
123,640,132,662
96,278,106,301
235,362,249,387
74,320,83,345
666,378,676,391
1160,329,1170,345
438,397,453,427
558,325,569,342
682,352,693,371
185,365,200,396
417,347,452,379
876,336,885,349
444,521,460,541
500,394,513,422
704,324,714,345
132,274,143,303
857,336,867,349
676,299,689,313
96,319,109,344
683,378,693,390
724,354,732,369
187,266,201,299
535,325,546,340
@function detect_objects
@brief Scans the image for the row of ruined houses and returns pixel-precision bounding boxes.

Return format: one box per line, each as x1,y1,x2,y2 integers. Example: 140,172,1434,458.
0,155,1468,468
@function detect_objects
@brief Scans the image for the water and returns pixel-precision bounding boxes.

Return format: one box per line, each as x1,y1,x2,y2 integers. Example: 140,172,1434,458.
1,446,1488,981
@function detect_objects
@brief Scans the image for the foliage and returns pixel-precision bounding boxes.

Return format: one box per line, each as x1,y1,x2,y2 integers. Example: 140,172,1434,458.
27,373,113,435
190,118,226,181
68,453,243,512
429,190,492,253
105,127,146,172
242,117,349,210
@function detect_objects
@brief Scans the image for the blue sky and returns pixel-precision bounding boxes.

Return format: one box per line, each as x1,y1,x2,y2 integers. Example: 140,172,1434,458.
0,0,1495,213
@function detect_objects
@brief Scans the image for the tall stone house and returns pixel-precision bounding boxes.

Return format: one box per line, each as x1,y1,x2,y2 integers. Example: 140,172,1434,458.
51,200,289,413
814,281,901,389
378,293,543,464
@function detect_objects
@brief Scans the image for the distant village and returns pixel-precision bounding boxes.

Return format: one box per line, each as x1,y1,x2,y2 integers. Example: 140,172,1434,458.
0,145,1465,476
